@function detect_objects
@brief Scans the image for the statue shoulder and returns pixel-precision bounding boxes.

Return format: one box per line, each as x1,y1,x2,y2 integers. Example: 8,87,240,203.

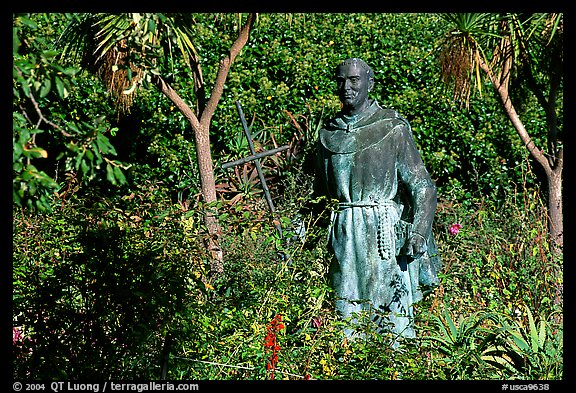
376,108,410,129
364,108,411,138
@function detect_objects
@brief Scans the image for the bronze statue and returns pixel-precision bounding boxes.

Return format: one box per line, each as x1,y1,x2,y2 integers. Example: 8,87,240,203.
315,58,441,344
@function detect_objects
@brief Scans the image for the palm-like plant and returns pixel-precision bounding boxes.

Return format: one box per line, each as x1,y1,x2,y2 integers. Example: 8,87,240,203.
423,306,562,379
422,308,501,379
58,14,201,114
438,13,563,258
483,305,563,379
57,13,257,274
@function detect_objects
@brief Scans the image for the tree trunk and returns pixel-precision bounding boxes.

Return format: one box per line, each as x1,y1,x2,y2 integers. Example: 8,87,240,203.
478,47,563,320
152,13,256,276
545,160,563,323
152,75,223,273
478,55,563,255
496,85,564,256
193,122,223,274
546,162,563,254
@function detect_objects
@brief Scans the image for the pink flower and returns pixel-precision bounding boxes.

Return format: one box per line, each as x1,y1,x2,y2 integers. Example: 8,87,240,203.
312,317,322,328
13,326,23,345
449,223,463,235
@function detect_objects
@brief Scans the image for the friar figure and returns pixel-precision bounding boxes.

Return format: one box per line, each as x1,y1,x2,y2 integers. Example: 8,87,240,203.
315,58,441,343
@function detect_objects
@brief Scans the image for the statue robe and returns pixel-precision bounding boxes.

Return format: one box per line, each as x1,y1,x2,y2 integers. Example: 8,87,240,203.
316,99,441,340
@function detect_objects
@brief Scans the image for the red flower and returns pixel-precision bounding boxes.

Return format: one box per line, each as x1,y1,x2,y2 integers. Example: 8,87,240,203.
264,314,284,380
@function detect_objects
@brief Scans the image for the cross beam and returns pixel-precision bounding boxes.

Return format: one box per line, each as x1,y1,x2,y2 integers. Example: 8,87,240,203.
222,145,289,170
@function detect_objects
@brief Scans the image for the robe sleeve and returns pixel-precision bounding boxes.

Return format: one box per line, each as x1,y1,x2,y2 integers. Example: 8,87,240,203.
394,123,437,239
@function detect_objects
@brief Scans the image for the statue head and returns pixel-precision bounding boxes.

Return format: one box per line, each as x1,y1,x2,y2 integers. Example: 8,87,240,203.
335,58,375,116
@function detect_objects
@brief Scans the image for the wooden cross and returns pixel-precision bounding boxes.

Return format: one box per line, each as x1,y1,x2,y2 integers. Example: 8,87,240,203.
222,100,289,237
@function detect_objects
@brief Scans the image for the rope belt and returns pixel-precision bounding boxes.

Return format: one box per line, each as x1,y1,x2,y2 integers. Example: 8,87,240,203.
337,200,400,261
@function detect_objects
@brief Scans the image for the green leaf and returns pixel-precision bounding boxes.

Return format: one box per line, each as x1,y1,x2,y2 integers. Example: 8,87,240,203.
54,76,67,99
68,122,80,134
24,147,48,159
74,150,85,170
96,133,109,154
38,173,58,188
40,78,52,98
538,320,547,350
13,27,21,54
80,159,89,176
91,142,103,165
62,67,78,77
20,79,31,97
507,329,530,353
113,165,126,185
444,309,458,341
526,305,539,353
13,143,23,160
106,163,116,185
19,16,38,29
41,50,60,62
481,352,518,374
96,133,116,155
85,148,94,162
28,181,36,196
147,18,156,35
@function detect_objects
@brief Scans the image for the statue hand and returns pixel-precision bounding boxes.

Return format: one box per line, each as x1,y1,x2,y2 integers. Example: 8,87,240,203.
406,233,427,259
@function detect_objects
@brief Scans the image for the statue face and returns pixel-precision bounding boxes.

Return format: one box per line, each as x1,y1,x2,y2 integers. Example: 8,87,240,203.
335,62,373,115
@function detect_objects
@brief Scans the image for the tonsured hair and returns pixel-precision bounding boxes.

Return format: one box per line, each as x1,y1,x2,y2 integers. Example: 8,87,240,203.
336,58,375,79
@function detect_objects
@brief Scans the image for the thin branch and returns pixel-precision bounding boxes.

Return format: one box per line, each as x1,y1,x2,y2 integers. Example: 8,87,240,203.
16,65,72,138
30,93,72,138
200,13,256,128
476,45,550,173
499,37,513,90
190,54,206,115
512,14,562,166
152,74,201,132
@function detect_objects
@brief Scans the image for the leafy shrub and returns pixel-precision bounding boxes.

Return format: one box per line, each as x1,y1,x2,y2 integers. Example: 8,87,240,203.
12,183,209,379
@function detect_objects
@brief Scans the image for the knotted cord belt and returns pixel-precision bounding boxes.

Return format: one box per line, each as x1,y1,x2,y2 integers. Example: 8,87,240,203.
337,200,400,261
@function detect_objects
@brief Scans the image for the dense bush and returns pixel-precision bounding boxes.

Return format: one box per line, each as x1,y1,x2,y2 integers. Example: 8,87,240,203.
204,13,537,202
13,163,562,380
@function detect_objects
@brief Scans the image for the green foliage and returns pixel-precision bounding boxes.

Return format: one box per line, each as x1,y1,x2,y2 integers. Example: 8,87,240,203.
58,13,202,115
14,12,547,211
13,14,128,212
417,304,562,380
188,13,539,204
13,162,562,380
13,183,209,379
421,309,500,379
12,114,59,212
483,305,563,379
